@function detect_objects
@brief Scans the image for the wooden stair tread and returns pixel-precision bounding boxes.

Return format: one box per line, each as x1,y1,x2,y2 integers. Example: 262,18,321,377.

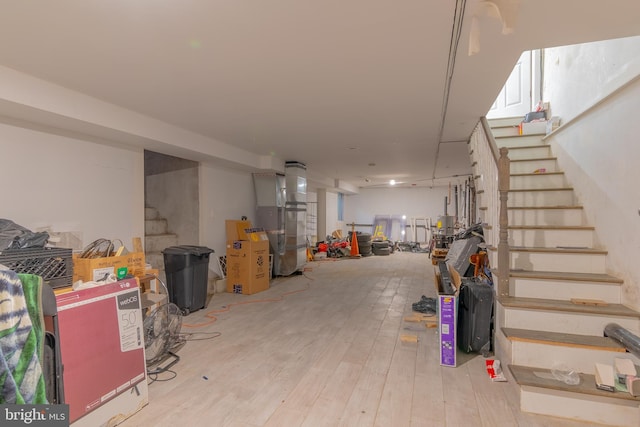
508,269,623,284
511,157,557,162
508,144,550,150
498,296,640,318
495,132,545,138
511,171,564,177
509,187,573,192
508,205,583,210
508,365,640,402
509,246,607,254
502,327,626,352
508,225,594,230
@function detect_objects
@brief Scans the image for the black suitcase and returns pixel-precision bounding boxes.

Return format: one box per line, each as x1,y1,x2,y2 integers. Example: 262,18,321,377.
457,277,493,354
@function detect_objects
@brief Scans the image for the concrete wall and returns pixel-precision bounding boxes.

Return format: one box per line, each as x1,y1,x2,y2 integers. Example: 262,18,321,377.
145,165,199,246
543,36,640,310
200,164,256,276
0,122,144,250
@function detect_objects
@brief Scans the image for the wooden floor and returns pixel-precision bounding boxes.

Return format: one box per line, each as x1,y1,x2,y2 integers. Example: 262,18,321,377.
121,252,601,427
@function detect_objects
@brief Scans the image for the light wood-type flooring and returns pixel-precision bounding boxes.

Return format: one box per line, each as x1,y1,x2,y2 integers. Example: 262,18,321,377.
121,252,601,427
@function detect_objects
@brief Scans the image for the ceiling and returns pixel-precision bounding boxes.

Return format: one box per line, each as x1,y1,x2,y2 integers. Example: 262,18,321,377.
1,1,639,192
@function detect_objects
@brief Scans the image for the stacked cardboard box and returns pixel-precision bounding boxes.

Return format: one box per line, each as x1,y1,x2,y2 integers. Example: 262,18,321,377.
225,220,270,295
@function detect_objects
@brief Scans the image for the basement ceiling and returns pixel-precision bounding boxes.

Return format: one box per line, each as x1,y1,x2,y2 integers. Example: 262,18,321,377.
0,1,638,191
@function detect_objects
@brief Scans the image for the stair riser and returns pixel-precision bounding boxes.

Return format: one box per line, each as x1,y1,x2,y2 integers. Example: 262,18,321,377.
488,117,523,127
510,159,558,174
145,219,169,235
503,307,640,336
509,340,640,373
145,207,160,220
511,277,621,303
483,227,594,249
509,208,587,226
146,253,165,271
510,251,606,274
508,228,594,248
510,174,568,190
508,146,551,160
496,134,546,148
508,190,576,207
145,234,179,253
520,387,639,427
491,126,520,137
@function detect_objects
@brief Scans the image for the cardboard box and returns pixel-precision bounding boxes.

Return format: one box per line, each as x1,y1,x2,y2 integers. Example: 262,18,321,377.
56,279,148,425
434,264,457,367
73,251,146,283
438,294,457,367
226,238,270,295
226,219,253,242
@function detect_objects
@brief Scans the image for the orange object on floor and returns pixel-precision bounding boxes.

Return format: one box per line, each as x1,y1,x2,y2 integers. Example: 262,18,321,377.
350,229,359,256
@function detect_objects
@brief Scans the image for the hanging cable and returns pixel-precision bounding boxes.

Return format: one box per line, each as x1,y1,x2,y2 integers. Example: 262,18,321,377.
432,0,468,181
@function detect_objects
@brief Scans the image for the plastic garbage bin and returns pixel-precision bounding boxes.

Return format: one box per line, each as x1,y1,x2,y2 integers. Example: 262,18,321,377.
162,245,214,315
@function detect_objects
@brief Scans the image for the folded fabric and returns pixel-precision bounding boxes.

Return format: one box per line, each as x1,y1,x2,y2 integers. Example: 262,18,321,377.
0,270,47,404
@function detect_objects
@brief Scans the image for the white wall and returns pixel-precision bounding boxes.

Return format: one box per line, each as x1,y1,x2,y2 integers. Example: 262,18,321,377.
543,36,640,311
0,122,144,250
344,185,458,235
199,164,256,275
543,36,640,122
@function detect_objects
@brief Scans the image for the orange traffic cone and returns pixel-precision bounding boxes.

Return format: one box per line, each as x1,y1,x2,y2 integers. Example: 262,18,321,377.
350,229,360,257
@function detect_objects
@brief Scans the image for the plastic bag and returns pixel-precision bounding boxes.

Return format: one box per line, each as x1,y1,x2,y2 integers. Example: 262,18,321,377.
0,219,49,250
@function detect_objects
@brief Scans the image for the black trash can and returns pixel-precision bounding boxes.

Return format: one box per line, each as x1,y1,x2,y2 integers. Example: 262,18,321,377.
162,245,214,315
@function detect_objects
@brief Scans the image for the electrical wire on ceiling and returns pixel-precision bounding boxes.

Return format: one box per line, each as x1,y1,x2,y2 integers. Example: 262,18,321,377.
432,0,467,181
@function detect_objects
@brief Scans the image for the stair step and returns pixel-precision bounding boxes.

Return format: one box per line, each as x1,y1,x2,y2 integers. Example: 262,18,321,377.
510,269,623,284
503,269,623,303
510,157,558,174
510,172,568,189
508,187,576,207
508,364,640,427
507,145,551,160
145,207,160,220
145,218,169,235
502,328,637,373
508,246,607,274
146,252,166,271
497,293,640,336
145,233,179,253
508,205,587,226
499,295,640,318
490,126,520,137
495,134,546,148
488,116,523,127
507,225,594,248
503,327,625,351
498,295,640,336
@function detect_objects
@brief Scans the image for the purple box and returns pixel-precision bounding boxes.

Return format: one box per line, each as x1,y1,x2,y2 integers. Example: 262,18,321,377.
439,294,457,367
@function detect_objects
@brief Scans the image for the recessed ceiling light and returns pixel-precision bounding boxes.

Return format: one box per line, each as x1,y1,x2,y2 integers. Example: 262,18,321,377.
389,179,396,185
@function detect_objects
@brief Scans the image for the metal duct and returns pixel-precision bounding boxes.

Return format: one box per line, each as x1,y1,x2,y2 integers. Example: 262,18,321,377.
253,172,286,275
280,161,307,276
604,323,640,359
252,162,306,276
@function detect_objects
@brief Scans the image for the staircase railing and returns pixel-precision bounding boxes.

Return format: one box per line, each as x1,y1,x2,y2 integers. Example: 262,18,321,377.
469,117,510,297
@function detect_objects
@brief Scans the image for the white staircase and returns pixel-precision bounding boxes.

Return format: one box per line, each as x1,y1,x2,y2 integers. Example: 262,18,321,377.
144,206,178,274
475,118,640,427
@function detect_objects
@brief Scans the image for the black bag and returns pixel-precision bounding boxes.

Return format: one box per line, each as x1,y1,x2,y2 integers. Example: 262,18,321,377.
457,277,493,354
